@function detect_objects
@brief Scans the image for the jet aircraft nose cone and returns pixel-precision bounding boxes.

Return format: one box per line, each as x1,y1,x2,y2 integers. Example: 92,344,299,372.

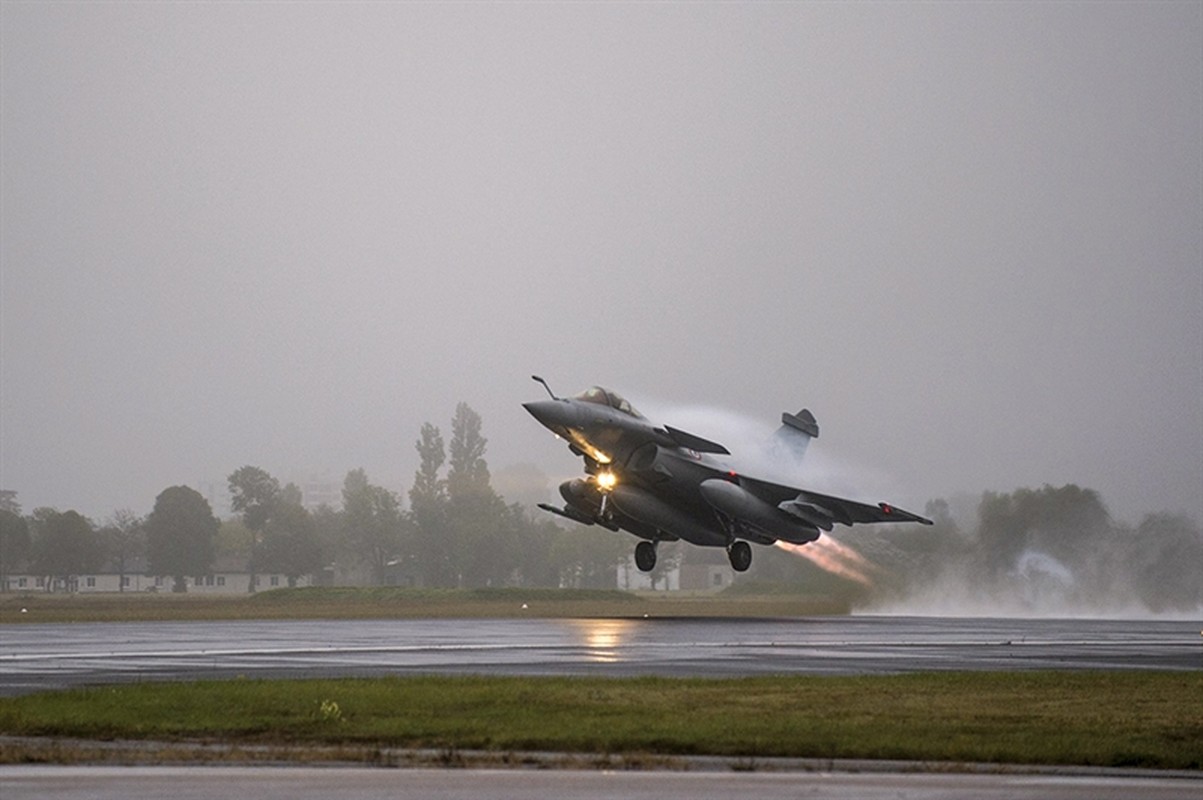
523,400,573,432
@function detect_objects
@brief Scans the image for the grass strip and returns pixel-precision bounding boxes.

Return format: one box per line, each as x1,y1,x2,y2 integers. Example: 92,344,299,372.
1,672,1199,769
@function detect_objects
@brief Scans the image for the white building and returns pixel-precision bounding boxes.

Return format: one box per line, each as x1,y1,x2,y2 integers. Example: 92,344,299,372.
616,556,680,591
2,554,313,594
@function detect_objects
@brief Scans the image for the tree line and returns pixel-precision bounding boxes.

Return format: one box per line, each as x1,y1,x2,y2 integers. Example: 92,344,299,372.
0,403,626,593
2,407,1199,612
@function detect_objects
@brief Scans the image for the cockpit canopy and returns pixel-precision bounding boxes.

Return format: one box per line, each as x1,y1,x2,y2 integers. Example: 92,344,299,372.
573,386,644,419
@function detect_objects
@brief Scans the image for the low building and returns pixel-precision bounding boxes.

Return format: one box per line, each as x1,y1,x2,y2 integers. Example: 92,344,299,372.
679,562,736,592
2,553,314,594
616,556,680,591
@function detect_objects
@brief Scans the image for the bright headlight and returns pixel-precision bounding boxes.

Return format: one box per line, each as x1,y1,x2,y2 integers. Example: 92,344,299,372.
596,471,617,492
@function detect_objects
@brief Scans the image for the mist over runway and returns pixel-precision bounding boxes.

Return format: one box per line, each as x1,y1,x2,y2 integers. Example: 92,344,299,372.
1,616,1198,697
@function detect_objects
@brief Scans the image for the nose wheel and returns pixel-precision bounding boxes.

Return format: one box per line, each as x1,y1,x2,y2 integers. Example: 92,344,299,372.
634,541,658,572
727,540,752,572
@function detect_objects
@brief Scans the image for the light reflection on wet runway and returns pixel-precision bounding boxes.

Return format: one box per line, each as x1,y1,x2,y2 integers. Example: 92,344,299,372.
0,616,1198,695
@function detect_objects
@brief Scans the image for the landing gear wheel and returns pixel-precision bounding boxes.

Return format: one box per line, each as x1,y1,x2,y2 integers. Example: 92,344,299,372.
634,541,658,572
727,540,752,572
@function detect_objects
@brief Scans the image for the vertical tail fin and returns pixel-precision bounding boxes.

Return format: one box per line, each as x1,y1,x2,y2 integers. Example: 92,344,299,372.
773,409,819,463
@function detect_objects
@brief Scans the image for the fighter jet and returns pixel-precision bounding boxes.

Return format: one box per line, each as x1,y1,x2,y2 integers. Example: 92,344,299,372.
523,376,932,573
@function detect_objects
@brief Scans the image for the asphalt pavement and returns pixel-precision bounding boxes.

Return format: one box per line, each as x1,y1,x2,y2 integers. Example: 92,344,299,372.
4,765,1200,800
1,615,1199,696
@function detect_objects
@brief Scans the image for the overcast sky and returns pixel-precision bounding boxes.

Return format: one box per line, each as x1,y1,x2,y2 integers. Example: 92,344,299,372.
2,2,1200,526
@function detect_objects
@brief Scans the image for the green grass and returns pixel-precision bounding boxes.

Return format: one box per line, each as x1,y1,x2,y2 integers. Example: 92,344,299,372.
0,587,850,624
2,672,1199,769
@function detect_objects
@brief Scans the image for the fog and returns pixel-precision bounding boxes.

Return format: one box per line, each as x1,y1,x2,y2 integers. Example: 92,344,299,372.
850,498,1203,619
2,3,1200,536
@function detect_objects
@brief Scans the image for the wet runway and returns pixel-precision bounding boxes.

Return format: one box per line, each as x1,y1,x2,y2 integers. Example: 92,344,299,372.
1,616,1199,696
3,765,1198,800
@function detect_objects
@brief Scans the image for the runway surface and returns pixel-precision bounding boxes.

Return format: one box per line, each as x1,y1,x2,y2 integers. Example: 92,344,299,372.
1,615,1199,696
3,765,1199,800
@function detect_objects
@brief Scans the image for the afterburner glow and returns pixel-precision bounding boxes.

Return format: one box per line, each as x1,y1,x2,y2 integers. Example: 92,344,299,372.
776,536,876,587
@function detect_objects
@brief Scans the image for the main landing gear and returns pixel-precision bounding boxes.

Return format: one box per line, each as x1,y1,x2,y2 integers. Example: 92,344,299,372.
634,541,658,572
633,540,752,574
727,540,752,572
713,511,752,572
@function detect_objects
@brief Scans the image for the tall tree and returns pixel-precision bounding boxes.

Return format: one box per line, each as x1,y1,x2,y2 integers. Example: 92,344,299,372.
446,403,513,587
0,509,31,587
549,523,626,589
216,518,253,560
409,423,451,587
342,469,403,585
30,509,102,588
228,466,281,530
1022,485,1110,568
260,487,322,587
448,403,490,495
975,490,1029,579
146,486,218,593
975,484,1112,581
99,509,144,592
309,504,344,584
509,505,558,587
1128,513,1203,612
228,466,281,592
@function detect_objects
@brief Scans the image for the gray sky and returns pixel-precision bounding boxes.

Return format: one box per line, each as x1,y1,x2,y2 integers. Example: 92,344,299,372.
2,2,1200,526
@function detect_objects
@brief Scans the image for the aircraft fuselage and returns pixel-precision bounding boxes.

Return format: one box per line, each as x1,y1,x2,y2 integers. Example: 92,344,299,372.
524,379,931,573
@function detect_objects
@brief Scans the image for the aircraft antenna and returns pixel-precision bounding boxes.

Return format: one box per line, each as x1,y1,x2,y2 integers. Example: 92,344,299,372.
531,375,558,400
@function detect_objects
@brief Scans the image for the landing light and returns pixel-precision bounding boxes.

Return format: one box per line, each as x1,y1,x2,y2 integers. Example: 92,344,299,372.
596,471,617,492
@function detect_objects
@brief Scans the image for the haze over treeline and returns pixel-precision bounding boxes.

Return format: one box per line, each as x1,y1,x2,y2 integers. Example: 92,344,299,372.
2,405,1198,616
2,4,1200,530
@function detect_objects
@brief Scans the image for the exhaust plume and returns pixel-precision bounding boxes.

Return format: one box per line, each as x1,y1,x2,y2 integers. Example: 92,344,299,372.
776,536,878,587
